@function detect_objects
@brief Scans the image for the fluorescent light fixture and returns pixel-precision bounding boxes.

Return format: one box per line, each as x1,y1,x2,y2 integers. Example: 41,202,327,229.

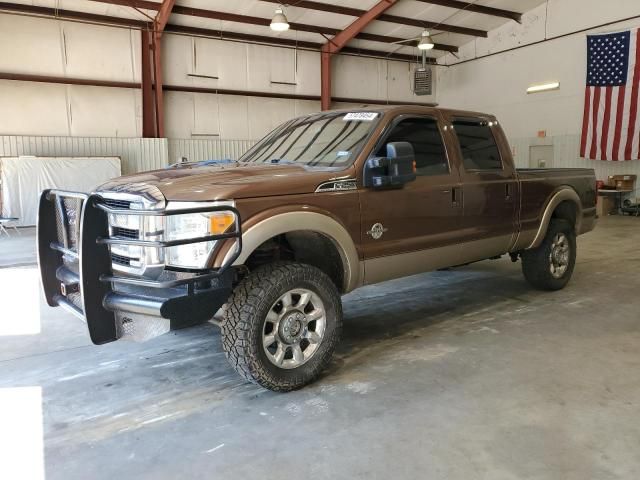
418,30,435,50
527,82,560,94
270,7,290,31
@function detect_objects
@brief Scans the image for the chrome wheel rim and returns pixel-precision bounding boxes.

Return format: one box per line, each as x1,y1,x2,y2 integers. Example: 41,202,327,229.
262,288,326,369
549,233,570,279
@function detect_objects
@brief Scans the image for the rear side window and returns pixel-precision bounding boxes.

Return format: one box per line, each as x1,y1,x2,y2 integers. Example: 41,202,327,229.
453,120,502,170
375,117,449,176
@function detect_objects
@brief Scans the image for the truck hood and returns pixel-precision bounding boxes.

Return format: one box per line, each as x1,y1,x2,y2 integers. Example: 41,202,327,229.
97,162,351,201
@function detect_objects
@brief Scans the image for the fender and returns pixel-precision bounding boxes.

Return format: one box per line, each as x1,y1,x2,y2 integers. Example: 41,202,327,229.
527,187,582,249
226,211,361,293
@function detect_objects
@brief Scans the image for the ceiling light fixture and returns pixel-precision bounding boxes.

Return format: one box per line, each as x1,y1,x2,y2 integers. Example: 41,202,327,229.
270,6,290,32
417,30,435,50
527,82,560,94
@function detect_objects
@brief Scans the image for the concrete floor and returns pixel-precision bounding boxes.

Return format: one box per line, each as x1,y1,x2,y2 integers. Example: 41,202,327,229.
1,217,640,479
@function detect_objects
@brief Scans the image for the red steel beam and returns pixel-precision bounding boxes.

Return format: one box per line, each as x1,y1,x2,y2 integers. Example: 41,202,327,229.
0,71,140,88
151,0,175,138
0,1,148,27
259,0,487,37
141,29,155,137
154,0,174,32
0,72,439,106
321,0,398,110
413,0,522,22
88,0,161,10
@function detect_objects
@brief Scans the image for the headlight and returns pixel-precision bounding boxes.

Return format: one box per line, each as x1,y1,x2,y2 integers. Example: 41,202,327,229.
165,210,236,269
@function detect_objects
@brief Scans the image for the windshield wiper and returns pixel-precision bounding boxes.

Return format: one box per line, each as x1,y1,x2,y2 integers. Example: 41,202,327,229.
268,158,296,165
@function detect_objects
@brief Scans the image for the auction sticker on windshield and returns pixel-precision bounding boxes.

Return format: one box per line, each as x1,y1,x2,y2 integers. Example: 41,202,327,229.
343,112,378,121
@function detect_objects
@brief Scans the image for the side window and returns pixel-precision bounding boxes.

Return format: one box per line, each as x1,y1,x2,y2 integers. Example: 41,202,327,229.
452,120,502,170
453,120,502,170
375,117,449,176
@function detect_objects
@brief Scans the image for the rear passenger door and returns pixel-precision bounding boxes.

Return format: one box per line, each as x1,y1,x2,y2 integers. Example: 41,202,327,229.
447,116,518,251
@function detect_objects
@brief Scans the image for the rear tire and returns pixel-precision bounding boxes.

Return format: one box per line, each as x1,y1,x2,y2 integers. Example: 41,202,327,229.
522,219,576,291
221,262,342,391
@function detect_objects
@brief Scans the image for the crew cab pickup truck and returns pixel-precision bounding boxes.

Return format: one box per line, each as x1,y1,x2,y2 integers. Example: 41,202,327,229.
38,106,597,391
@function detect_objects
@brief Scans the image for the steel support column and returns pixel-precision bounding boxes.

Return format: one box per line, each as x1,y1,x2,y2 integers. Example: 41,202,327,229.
151,0,175,138
141,29,155,137
320,0,398,110
152,32,165,138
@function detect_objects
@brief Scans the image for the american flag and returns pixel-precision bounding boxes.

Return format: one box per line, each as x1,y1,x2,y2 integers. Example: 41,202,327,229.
580,29,640,161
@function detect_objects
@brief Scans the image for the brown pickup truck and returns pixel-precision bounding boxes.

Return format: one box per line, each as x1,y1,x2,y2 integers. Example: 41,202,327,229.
38,106,597,391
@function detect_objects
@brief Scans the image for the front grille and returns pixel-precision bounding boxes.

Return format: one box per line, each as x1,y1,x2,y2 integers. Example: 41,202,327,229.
111,253,139,266
55,197,83,249
112,226,140,239
103,198,132,210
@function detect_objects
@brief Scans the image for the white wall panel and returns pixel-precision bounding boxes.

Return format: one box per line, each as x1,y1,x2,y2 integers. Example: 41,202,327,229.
295,50,321,95
68,86,140,137
246,43,297,93
162,34,194,87
194,37,248,90
0,13,430,140
0,136,168,175
0,81,69,136
168,138,255,164
218,95,250,139
509,134,640,194
247,97,295,139
193,93,221,136
164,91,195,139
0,15,64,75
62,22,138,82
294,99,322,117
0,135,258,176
438,0,640,140
333,55,385,100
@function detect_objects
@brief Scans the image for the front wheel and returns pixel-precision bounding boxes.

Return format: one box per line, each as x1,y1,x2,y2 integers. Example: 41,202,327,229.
221,262,342,391
521,219,577,291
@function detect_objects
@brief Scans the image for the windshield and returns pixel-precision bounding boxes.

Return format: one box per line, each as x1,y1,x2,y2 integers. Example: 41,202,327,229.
239,111,381,169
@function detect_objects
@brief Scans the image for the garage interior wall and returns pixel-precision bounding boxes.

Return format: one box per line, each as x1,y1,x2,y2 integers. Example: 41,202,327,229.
437,0,640,183
0,12,433,160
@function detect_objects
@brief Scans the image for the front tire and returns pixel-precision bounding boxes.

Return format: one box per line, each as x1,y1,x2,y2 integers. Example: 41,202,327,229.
221,262,342,391
521,219,577,291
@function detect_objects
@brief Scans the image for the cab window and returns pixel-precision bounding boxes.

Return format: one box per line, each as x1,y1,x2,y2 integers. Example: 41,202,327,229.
375,117,449,176
452,119,502,170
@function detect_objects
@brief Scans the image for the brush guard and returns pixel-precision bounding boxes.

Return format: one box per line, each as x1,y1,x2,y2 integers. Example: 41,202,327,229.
37,189,241,344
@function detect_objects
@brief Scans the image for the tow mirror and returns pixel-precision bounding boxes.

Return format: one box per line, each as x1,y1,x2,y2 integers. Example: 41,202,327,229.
363,141,417,188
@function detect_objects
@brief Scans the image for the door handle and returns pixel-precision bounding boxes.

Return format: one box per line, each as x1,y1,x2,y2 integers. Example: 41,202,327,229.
505,184,512,200
441,188,460,206
452,187,459,206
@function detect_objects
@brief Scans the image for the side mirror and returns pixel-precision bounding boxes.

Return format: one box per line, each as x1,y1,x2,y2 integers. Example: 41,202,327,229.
363,141,417,188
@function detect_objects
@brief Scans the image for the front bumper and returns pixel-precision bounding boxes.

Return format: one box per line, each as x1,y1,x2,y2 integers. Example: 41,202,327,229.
37,189,241,344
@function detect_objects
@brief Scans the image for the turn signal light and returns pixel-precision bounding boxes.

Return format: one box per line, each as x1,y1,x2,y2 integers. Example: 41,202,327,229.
209,212,235,234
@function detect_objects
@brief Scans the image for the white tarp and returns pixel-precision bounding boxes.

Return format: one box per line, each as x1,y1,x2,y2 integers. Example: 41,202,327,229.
1,156,121,226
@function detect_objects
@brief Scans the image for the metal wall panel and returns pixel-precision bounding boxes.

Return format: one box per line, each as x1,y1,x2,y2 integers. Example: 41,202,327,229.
510,134,640,197
167,138,256,164
0,136,168,175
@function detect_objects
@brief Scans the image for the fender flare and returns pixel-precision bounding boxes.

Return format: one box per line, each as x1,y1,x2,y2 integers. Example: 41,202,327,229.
229,211,361,293
528,187,582,249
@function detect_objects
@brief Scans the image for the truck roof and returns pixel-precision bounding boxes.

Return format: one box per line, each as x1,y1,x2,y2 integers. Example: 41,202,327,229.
327,105,496,120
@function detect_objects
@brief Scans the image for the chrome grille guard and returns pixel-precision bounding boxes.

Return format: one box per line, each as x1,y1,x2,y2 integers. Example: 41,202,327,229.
37,189,242,344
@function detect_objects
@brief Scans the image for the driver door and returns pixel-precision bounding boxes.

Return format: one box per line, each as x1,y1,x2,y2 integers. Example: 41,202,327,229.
359,114,464,284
